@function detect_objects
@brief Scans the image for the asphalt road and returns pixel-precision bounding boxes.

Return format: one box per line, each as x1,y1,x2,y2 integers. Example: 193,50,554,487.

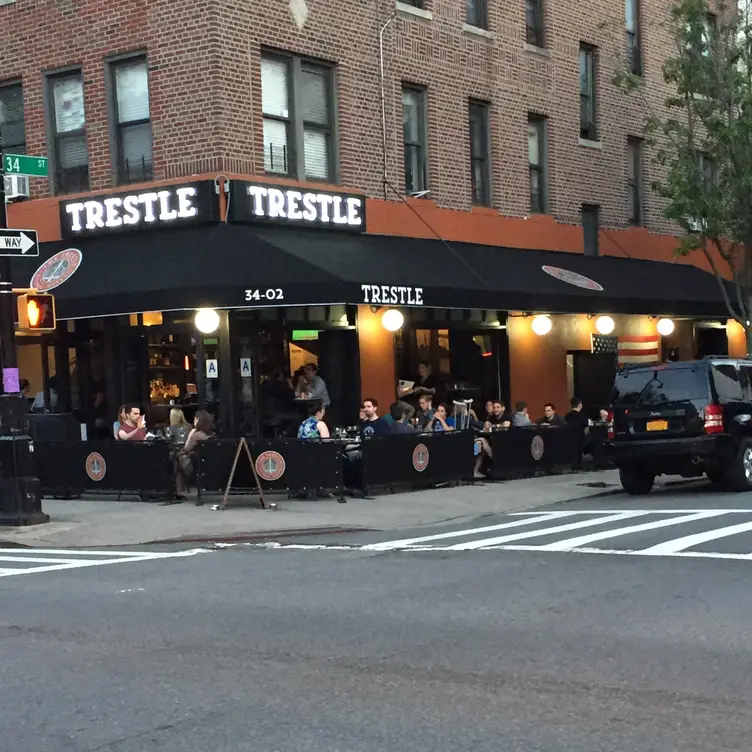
3,481,752,751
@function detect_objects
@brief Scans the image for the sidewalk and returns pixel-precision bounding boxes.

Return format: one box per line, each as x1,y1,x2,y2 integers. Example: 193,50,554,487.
0,470,625,548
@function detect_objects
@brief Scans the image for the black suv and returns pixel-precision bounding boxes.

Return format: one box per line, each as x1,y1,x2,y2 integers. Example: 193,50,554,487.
607,358,752,494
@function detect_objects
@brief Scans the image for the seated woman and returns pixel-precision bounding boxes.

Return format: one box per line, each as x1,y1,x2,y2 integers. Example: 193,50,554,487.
113,405,126,439
174,409,215,500
297,401,330,440
165,408,191,448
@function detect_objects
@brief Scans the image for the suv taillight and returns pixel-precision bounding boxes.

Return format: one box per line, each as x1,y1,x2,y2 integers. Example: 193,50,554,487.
607,411,615,440
704,404,724,434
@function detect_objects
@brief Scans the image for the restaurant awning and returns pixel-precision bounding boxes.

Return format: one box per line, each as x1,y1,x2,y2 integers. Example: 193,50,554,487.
11,223,730,319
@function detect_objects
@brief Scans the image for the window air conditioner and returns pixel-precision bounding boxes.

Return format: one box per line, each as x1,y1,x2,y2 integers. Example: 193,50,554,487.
4,174,30,202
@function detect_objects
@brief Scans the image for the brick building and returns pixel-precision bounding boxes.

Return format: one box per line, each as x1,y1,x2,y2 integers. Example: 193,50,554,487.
0,0,738,434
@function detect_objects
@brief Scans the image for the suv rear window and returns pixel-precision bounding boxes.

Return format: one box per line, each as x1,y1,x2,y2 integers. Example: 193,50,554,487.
613,367,707,407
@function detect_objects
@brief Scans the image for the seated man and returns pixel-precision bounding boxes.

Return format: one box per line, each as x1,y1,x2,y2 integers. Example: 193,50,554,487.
484,400,512,431
389,403,418,434
537,402,565,427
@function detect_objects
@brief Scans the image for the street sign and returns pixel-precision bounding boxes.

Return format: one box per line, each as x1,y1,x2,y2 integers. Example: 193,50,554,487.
0,229,39,257
3,154,48,178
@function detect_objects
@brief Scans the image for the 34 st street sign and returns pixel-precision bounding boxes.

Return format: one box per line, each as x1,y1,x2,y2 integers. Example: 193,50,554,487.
0,229,39,257
3,154,48,178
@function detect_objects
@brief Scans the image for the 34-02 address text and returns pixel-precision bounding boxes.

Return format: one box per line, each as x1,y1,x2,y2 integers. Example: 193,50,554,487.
245,288,284,302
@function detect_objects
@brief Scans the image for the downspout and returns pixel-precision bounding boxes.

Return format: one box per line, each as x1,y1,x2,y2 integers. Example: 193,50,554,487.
379,13,395,199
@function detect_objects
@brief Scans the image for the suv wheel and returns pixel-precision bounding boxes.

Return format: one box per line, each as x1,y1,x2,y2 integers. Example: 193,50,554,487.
723,439,752,492
619,464,655,495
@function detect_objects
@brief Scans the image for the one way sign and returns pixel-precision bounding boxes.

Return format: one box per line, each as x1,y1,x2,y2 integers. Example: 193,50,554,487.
0,229,38,257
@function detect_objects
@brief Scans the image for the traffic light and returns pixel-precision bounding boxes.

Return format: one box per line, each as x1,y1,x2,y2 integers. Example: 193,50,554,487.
17,293,56,333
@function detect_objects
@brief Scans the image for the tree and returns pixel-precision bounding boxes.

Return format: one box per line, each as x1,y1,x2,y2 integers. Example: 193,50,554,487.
614,0,752,350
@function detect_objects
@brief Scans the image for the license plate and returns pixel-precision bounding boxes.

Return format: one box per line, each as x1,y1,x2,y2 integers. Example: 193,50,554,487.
646,420,668,431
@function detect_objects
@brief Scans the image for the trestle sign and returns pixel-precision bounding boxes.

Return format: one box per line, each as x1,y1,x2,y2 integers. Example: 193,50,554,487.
59,181,219,238
227,180,366,232
360,284,424,306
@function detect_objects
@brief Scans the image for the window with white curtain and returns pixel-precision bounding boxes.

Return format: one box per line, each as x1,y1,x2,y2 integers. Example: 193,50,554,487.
48,71,89,194
261,52,335,182
111,57,153,184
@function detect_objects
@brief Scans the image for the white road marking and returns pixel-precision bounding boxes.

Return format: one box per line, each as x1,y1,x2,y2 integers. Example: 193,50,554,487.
360,511,582,551
533,510,729,552
445,511,648,551
639,518,752,554
0,547,208,577
509,509,752,515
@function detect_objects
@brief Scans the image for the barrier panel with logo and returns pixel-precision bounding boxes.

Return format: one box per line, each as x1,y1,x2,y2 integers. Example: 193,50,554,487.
33,441,173,496
197,438,342,493
488,427,581,479
360,431,475,491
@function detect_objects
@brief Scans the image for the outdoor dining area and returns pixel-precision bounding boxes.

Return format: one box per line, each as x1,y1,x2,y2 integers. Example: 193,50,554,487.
28,419,610,503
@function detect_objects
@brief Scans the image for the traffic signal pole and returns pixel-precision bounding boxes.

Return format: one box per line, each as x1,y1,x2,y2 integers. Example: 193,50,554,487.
0,117,48,526
0,129,18,389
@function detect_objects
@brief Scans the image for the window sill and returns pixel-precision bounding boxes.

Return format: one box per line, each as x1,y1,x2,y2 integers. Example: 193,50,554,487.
0,0,16,6
578,138,602,150
395,2,433,20
524,43,550,56
462,23,494,39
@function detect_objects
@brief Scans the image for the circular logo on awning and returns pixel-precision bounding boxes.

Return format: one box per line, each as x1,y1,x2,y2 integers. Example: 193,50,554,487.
530,435,545,461
541,265,603,292
255,450,286,482
412,443,430,472
31,248,82,292
85,452,106,481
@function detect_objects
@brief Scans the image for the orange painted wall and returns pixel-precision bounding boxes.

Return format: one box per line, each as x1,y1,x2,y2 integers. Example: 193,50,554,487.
357,306,396,415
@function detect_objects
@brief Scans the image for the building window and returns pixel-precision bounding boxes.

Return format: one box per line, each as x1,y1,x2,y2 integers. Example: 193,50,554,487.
261,54,334,182
528,116,546,213
48,71,89,194
110,57,152,185
401,0,424,6
402,86,427,194
466,0,487,29
579,45,597,141
582,204,600,256
627,137,642,224
625,0,641,74
0,83,25,154
526,0,544,47
698,152,716,187
469,101,490,205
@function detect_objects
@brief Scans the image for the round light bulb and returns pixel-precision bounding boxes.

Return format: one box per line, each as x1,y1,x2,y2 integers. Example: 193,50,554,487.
595,315,615,335
381,308,404,332
656,317,675,336
531,315,552,336
194,308,220,334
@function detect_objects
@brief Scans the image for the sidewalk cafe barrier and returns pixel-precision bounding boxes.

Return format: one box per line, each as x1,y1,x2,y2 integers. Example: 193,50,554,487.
196,438,343,496
488,426,582,480
33,441,173,497
360,431,475,493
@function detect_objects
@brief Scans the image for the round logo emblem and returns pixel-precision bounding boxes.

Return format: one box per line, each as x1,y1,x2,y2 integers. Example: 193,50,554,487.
530,435,545,461
412,443,430,472
255,450,286,482
541,265,603,292
85,452,107,482
30,248,83,292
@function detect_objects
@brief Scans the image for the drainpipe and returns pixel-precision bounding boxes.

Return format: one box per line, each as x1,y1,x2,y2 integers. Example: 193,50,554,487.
379,13,395,199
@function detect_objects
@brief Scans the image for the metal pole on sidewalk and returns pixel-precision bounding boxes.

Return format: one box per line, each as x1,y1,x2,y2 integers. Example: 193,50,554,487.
0,109,48,526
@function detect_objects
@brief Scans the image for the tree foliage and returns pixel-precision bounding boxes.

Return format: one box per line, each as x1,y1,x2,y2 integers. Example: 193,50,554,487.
616,0,752,342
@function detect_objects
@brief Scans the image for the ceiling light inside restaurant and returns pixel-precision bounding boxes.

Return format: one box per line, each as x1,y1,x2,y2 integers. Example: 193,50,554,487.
531,315,552,336
657,317,675,336
381,308,404,332
595,315,615,335
194,308,220,334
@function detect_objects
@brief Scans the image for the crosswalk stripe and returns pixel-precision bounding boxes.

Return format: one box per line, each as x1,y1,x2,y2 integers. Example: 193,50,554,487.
0,556,81,565
444,511,648,551
640,519,752,554
509,509,752,516
0,548,199,557
360,511,578,551
534,510,729,552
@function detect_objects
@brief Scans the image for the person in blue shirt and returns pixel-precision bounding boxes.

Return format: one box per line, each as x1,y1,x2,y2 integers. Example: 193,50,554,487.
297,401,330,440
360,398,390,438
431,403,491,479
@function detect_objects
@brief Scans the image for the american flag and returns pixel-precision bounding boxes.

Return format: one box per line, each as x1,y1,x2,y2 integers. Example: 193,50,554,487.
591,334,661,365
617,334,660,365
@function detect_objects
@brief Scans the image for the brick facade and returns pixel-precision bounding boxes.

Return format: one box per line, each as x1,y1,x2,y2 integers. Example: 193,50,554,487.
0,0,677,236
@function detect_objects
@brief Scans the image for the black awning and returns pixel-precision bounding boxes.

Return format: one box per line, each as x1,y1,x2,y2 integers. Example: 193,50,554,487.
11,223,729,319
